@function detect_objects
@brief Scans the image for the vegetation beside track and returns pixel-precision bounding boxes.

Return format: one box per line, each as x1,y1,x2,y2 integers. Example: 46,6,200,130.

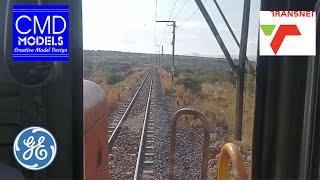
87,68,145,114
159,65,255,149
84,51,147,116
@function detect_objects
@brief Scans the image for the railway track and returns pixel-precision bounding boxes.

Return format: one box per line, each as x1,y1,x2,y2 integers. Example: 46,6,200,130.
109,69,155,179
134,77,155,180
108,72,149,145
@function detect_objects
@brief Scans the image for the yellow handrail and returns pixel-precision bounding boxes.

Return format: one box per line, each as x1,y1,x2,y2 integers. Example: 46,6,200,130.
217,143,249,180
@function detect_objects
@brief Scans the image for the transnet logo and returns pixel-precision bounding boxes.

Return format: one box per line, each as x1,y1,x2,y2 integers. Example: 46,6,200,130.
260,24,301,54
260,11,315,56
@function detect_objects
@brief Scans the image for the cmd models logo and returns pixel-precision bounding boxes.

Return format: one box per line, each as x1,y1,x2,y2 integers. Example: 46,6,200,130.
12,5,69,61
260,11,315,56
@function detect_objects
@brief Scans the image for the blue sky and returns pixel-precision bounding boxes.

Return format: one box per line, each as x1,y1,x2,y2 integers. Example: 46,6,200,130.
82,0,260,58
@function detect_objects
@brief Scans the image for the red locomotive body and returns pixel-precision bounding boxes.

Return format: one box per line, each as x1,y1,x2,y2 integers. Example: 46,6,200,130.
84,80,109,180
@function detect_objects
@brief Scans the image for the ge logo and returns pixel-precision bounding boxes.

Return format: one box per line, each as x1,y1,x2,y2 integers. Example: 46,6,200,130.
13,126,57,171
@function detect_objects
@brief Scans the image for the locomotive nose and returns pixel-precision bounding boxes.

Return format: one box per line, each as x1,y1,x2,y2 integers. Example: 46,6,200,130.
84,80,109,180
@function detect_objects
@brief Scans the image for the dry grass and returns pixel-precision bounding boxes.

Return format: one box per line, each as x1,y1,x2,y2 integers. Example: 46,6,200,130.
159,68,255,148
88,68,145,115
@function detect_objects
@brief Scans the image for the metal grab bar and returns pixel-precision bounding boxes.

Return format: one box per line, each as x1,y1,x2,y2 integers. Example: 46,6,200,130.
217,143,249,180
169,108,212,180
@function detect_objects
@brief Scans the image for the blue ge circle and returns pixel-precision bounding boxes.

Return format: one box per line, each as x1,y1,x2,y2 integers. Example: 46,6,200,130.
13,126,57,171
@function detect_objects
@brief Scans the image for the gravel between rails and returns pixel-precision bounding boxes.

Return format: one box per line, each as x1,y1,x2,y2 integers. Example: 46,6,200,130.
153,70,203,179
174,124,204,179
109,74,152,179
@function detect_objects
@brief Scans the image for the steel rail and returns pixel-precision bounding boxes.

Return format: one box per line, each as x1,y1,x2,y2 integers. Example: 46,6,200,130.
134,75,153,180
108,71,150,146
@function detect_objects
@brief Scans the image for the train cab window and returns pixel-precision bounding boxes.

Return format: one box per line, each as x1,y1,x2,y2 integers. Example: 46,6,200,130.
83,0,259,179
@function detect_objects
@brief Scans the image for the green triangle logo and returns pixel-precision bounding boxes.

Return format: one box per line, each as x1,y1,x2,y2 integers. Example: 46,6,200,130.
260,25,276,36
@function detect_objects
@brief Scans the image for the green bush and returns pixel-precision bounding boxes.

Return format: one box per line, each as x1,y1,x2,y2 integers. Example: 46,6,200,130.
177,75,202,92
107,73,125,85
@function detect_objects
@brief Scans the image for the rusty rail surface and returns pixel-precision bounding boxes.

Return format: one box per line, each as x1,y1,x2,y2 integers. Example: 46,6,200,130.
168,108,212,180
108,71,150,146
217,143,249,180
134,76,153,180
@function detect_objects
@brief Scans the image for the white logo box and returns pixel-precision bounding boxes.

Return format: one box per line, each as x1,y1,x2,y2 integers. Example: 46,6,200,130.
259,11,316,56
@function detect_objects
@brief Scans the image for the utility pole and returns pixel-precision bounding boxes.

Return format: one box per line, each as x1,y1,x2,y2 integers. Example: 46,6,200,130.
155,51,158,65
234,0,251,140
156,45,163,67
171,21,176,83
194,0,251,140
156,20,176,85
161,45,163,69
157,51,160,66
93,56,96,77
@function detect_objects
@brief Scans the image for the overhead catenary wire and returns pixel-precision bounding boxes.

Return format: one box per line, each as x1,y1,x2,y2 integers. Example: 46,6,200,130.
173,0,189,19
180,0,209,29
168,0,179,20
162,0,189,45
162,0,208,49
160,0,179,45
160,0,206,45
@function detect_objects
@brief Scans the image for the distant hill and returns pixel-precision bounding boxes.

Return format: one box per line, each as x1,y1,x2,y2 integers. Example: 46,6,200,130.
84,50,256,76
